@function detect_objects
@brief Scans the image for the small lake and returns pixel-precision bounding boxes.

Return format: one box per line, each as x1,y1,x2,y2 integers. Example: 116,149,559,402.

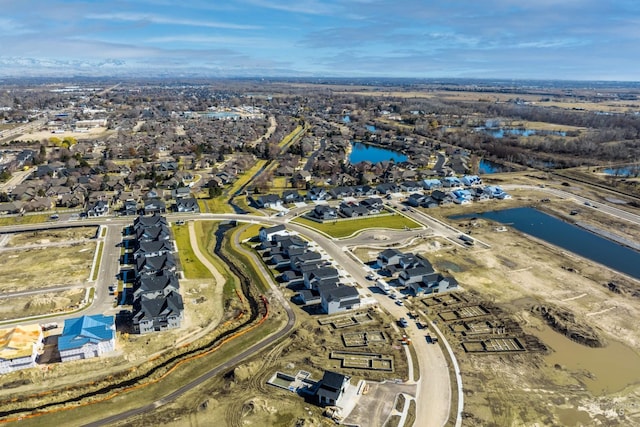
477,127,566,138
451,207,640,279
478,159,505,174
349,142,407,165
534,323,640,395
203,111,240,119
604,166,638,177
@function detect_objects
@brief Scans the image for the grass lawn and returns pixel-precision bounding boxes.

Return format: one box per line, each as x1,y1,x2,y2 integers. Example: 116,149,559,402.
237,223,263,242
226,160,268,196
196,221,238,298
270,176,289,190
278,125,304,148
233,195,257,214
292,213,422,238
172,224,212,280
0,214,49,226
223,226,271,294
198,197,234,214
91,241,103,281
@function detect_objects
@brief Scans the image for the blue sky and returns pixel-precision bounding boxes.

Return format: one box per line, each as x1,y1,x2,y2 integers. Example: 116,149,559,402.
1,0,639,80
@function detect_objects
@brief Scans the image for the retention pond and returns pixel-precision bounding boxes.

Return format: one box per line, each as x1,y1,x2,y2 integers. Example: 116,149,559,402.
451,207,640,280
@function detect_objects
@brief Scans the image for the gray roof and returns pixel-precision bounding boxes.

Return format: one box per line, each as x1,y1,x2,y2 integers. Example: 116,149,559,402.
324,285,359,302
320,371,349,392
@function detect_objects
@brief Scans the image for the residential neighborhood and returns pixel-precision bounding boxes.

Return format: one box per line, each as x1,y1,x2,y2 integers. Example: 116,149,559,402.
0,77,639,427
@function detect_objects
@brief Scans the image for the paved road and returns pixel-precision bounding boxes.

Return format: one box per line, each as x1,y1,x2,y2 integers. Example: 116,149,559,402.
0,284,84,300
0,167,33,193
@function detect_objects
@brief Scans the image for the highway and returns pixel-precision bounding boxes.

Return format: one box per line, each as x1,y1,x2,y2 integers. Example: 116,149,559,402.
0,117,46,142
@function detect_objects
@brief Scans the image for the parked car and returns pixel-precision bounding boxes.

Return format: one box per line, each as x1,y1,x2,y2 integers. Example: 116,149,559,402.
398,318,408,328
395,299,404,306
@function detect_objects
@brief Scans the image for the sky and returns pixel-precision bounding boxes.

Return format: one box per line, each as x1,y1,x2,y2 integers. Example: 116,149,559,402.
1,0,640,80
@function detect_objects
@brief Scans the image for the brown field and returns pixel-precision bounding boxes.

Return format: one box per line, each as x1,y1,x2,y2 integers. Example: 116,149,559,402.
418,191,640,425
3,227,98,247
0,288,86,321
0,241,96,293
11,126,114,142
347,170,640,426
343,89,640,113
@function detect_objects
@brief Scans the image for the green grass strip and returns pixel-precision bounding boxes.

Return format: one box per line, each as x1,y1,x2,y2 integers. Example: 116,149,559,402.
292,213,422,238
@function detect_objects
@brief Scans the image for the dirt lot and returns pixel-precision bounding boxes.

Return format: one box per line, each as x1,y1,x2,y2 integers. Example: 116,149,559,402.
0,288,86,321
0,241,96,293
12,126,114,142
1,227,98,248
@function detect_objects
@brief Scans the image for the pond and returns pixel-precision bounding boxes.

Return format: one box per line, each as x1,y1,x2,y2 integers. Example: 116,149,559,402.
478,159,505,174
604,166,638,177
477,127,566,138
534,322,640,395
349,142,407,165
202,111,240,119
451,207,640,279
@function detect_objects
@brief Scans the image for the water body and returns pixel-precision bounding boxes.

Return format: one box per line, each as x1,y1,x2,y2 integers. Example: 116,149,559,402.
203,111,240,119
478,159,504,174
604,167,637,177
477,127,566,138
349,142,407,165
535,323,640,395
451,207,640,279
366,125,377,132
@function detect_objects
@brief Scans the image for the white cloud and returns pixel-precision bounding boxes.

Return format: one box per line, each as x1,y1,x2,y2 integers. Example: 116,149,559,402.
240,0,340,16
0,17,35,35
86,12,261,30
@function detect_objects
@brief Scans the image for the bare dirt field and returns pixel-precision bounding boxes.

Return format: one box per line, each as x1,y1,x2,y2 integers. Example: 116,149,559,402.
0,288,86,321
0,241,96,293
2,227,98,248
11,126,114,142
343,89,640,113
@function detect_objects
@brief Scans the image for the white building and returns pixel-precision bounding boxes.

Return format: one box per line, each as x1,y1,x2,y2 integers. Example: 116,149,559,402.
58,315,116,362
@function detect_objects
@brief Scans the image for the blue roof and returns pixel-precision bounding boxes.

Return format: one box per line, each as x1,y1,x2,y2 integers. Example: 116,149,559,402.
58,314,115,351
